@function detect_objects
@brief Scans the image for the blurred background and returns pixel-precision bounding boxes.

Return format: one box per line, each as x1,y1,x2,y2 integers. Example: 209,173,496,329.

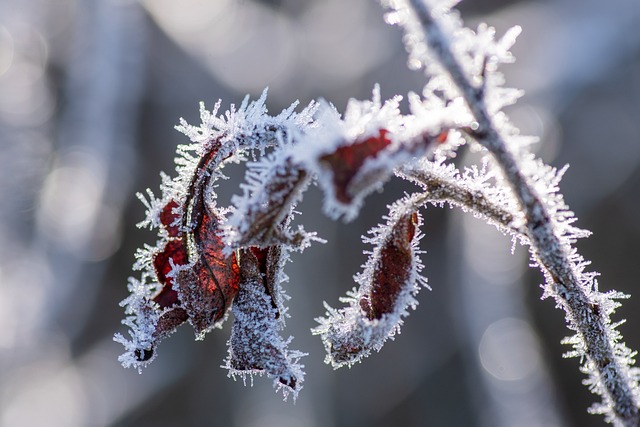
1,0,640,426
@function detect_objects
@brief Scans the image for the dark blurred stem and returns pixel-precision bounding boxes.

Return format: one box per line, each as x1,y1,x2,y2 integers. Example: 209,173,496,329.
407,0,640,424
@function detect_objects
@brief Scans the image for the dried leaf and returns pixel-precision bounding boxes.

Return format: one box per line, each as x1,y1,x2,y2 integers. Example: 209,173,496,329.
224,247,305,400
231,156,310,248
316,128,445,220
360,211,418,319
159,199,181,237
320,129,392,204
175,145,240,336
313,200,427,368
152,239,188,308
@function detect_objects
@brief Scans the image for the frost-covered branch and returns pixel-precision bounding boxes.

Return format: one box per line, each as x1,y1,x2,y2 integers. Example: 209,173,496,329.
114,0,640,423
397,0,640,424
399,161,527,238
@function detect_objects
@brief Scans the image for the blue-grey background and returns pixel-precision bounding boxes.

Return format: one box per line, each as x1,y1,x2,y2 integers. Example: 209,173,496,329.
1,0,640,426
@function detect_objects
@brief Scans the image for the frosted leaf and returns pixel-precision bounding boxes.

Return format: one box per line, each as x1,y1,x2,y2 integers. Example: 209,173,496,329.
115,148,240,367
224,149,315,251
313,198,427,368
294,87,448,221
116,91,318,370
224,248,306,401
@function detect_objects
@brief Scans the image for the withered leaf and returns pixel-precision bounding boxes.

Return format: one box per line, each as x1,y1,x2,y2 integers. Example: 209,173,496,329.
320,129,392,204
159,199,181,237
319,129,448,209
140,142,241,354
174,144,240,335
236,158,309,248
152,239,188,309
360,211,418,320
226,247,301,394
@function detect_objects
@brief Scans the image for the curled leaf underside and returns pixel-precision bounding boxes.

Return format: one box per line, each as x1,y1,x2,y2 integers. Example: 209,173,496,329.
224,247,305,400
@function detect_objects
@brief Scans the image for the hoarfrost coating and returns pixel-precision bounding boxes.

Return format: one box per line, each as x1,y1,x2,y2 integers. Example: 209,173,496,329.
114,0,640,423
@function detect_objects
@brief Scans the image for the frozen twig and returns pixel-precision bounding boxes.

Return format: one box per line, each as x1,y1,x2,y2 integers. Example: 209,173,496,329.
401,0,640,424
400,165,527,239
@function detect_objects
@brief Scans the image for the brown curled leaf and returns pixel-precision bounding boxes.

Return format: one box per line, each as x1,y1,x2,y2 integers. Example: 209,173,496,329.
320,129,392,204
346,130,450,202
317,129,446,221
360,211,419,320
170,142,240,335
235,158,309,248
225,247,305,399
174,207,239,335
134,141,240,357
312,201,426,369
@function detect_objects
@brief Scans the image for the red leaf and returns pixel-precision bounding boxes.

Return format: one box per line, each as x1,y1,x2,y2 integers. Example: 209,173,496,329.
319,129,447,211
152,199,188,309
159,199,181,237
360,211,418,320
320,129,391,204
175,211,240,334
195,207,240,309
173,146,240,334
152,239,188,308
140,141,241,354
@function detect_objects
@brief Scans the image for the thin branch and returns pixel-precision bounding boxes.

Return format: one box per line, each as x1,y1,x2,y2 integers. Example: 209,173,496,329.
400,167,527,238
406,0,640,424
